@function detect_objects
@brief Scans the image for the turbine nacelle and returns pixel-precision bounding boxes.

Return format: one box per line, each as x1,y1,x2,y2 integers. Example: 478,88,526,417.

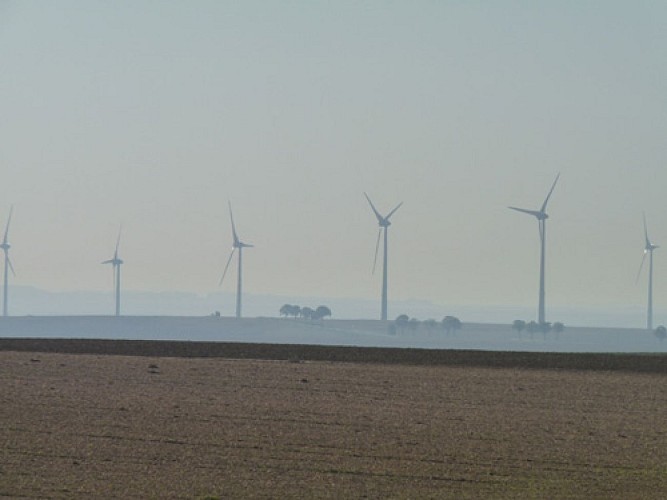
364,192,403,321
1,206,13,317
636,214,658,285
507,173,559,222
101,226,123,316
2,206,12,248
102,258,123,266
508,207,548,220
639,213,659,330
219,202,254,318
233,241,253,249
643,213,658,253
364,192,403,227
228,201,253,250
508,173,560,325
102,228,123,266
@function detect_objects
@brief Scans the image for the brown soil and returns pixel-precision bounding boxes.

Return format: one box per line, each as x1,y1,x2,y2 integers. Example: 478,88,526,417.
2,340,667,498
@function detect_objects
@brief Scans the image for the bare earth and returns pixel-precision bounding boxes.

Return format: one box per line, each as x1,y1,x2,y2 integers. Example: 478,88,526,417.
2,344,667,498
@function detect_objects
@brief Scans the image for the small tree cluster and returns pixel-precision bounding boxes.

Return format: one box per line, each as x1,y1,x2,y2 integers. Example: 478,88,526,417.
655,325,666,342
390,314,462,335
280,304,301,318
512,320,564,338
422,318,439,330
280,304,331,321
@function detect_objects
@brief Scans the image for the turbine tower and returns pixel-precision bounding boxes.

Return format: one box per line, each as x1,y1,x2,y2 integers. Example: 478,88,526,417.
219,202,253,318
364,193,403,321
102,229,123,317
508,173,560,325
0,206,15,317
637,213,659,330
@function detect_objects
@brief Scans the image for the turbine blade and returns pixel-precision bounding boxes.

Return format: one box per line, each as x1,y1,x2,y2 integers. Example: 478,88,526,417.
372,227,381,275
114,226,122,260
364,192,384,224
101,259,114,265
636,251,648,284
508,206,541,218
7,256,15,277
228,201,240,246
219,248,236,286
540,173,560,213
385,201,403,221
643,212,651,249
3,205,13,245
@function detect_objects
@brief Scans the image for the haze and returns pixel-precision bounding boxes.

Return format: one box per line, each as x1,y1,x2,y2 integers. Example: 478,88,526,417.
1,2,666,322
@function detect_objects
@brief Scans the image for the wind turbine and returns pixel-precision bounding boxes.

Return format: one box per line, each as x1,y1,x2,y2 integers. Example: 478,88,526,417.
219,202,253,318
364,193,403,321
0,206,15,317
637,213,659,330
102,228,123,317
508,173,560,325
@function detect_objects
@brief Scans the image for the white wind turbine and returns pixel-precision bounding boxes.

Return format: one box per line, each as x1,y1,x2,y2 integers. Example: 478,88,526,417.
508,174,560,325
102,229,123,317
219,202,253,318
0,206,15,317
637,213,659,330
364,193,403,321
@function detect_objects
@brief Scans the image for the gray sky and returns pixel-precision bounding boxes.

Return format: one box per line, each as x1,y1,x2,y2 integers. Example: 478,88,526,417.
1,1,666,313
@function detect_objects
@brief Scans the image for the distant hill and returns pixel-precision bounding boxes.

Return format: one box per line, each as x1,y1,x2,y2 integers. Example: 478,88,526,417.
4,285,654,328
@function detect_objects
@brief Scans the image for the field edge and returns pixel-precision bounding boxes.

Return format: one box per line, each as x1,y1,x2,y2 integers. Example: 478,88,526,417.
2,338,667,373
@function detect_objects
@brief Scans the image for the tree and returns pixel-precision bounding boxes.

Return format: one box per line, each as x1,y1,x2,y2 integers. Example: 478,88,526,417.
539,321,551,339
279,304,292,318
423,318,438,330
512,320,526,336
552,321,564,340
280,304,301,318
300,306,314,320
408,317,420,331
442,316,462,335
313,305,332,321
394,314,409,333
526,320,539,338
655,325,667,342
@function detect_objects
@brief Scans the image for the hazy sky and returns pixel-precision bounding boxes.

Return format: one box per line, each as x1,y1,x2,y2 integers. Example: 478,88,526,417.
1,1,667,314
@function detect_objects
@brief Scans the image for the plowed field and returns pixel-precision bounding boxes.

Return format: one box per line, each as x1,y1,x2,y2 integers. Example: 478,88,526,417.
1,341,667,498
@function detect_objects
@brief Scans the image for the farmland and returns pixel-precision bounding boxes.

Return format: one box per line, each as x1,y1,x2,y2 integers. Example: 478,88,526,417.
2,340,667,498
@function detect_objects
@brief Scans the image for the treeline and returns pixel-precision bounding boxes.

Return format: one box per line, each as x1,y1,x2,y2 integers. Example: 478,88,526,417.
389,314,463,335
512,320,564,338
280,304,332,320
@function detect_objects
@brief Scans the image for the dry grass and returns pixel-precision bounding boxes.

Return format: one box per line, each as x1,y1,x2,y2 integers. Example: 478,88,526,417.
2,346,667,498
